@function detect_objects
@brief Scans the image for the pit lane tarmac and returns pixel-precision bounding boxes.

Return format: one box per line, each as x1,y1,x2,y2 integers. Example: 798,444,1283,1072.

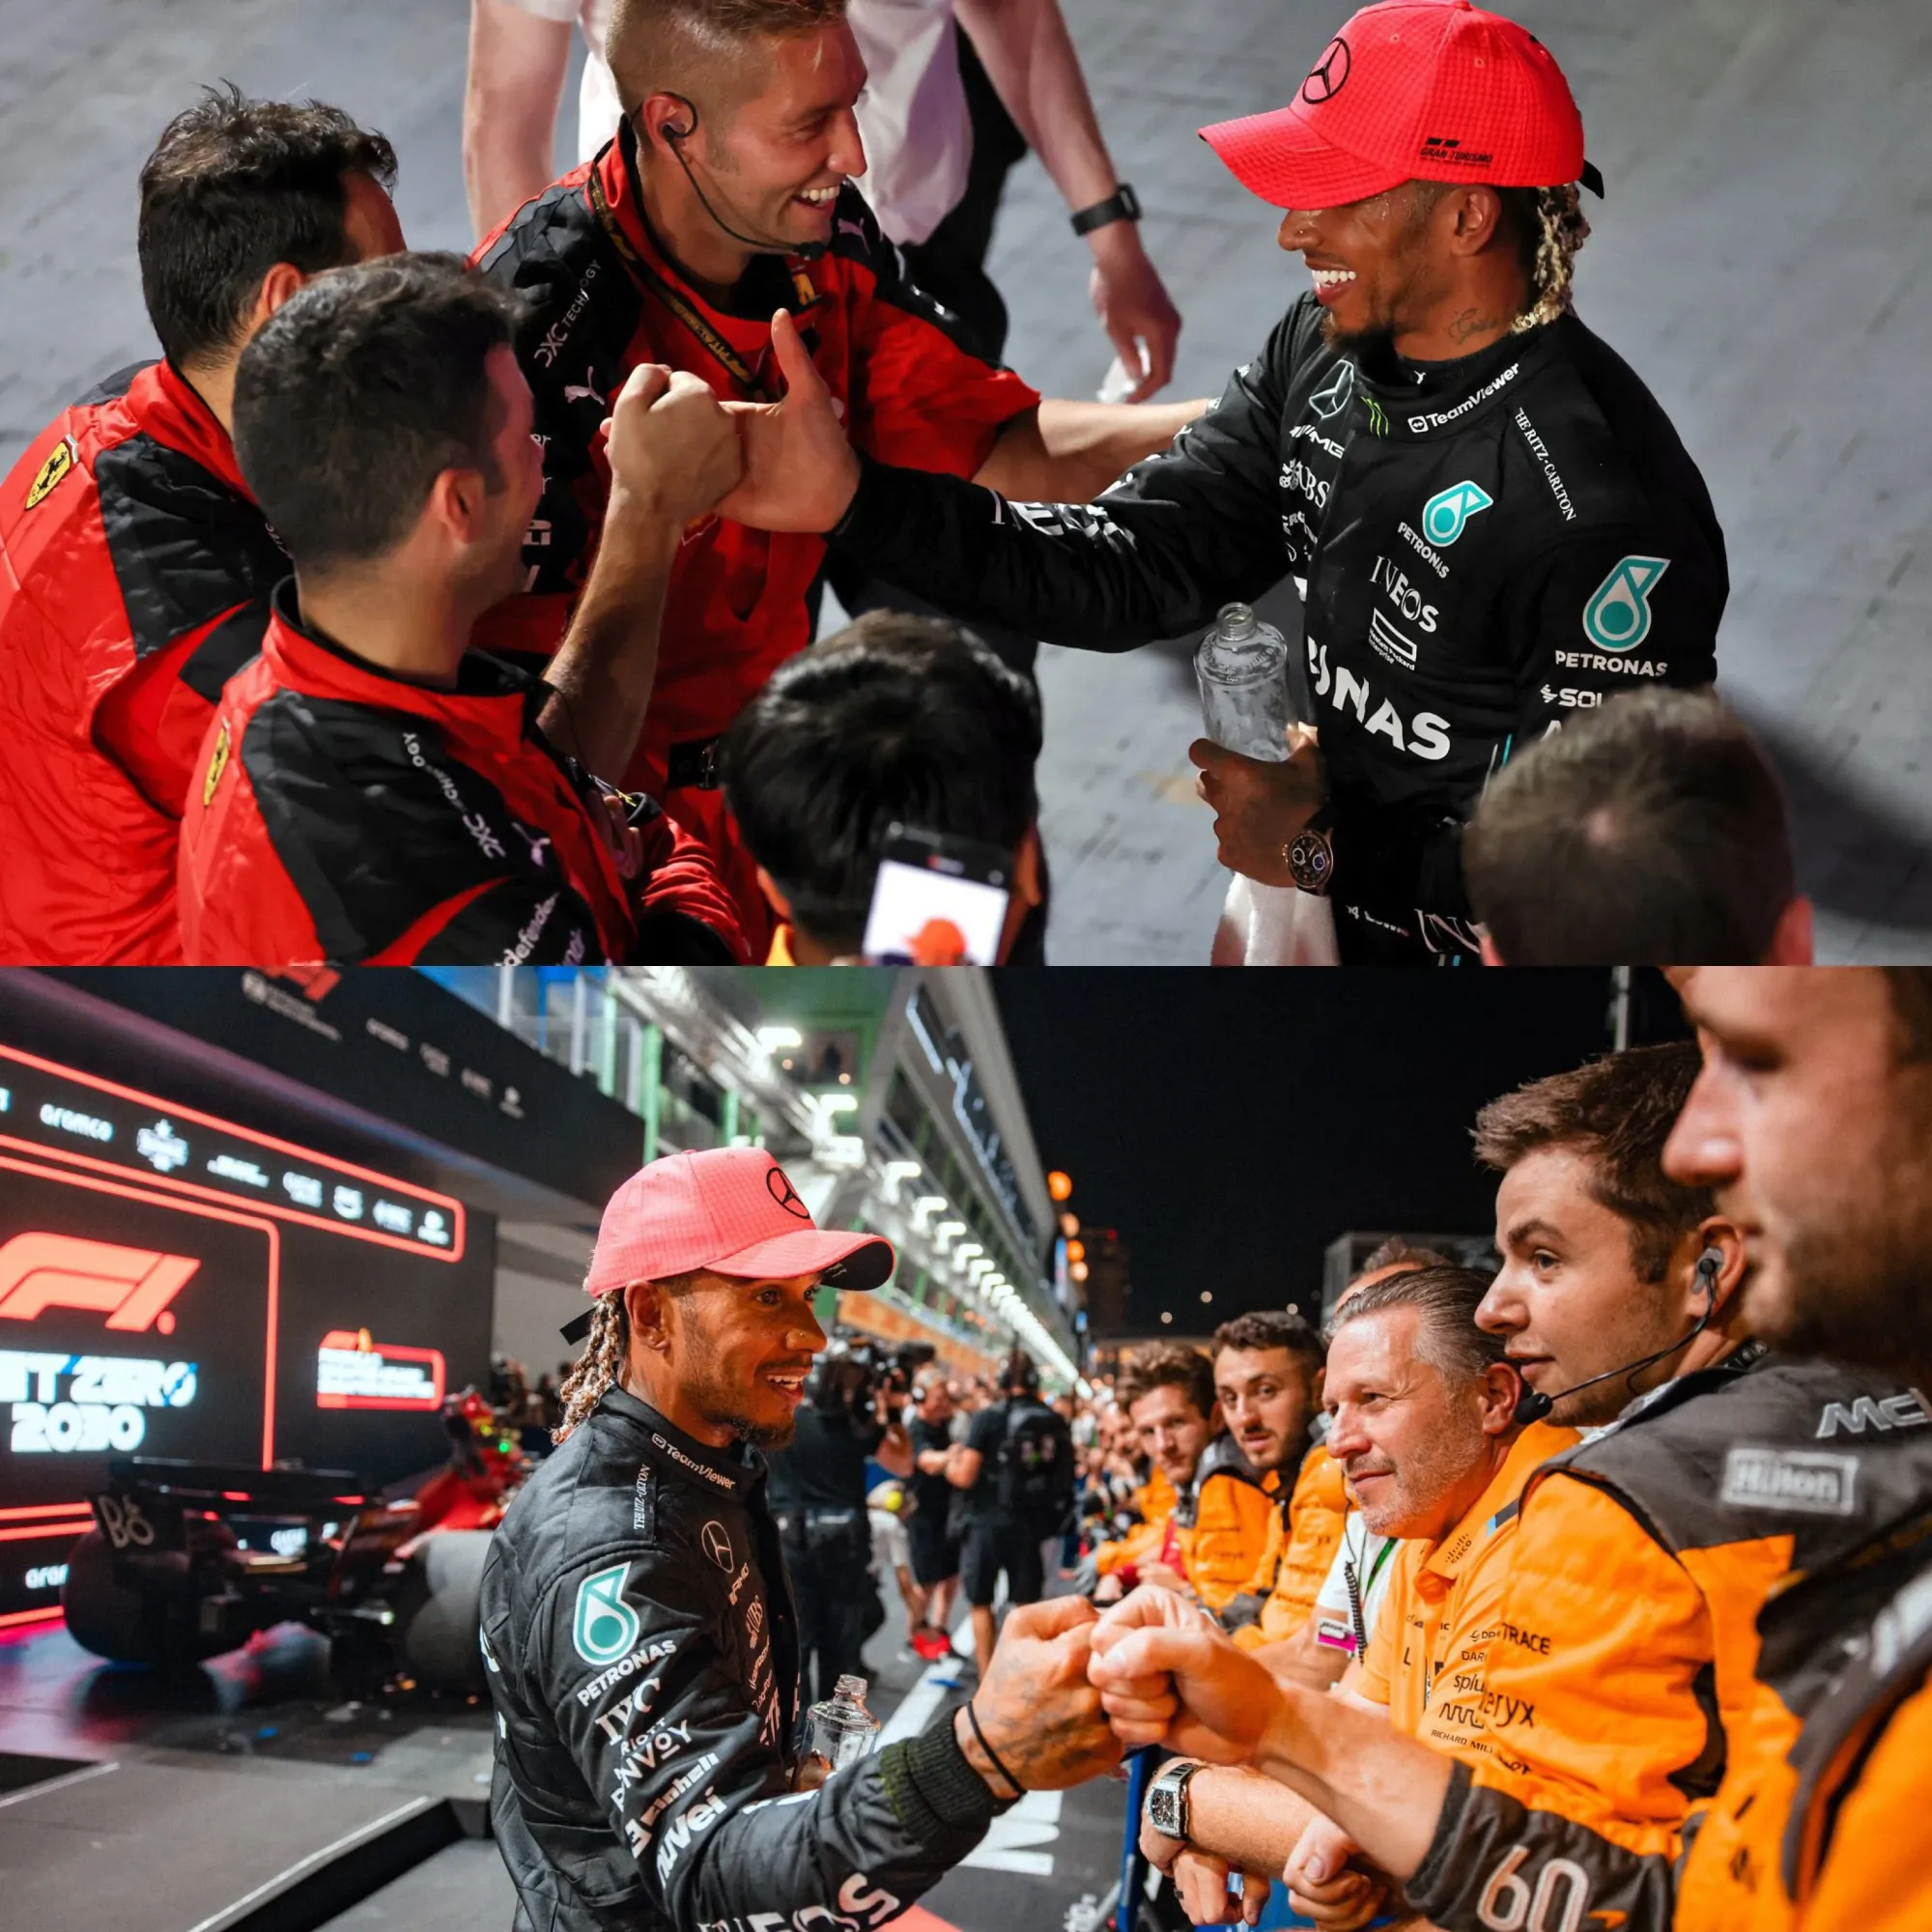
0,1603,1132,1932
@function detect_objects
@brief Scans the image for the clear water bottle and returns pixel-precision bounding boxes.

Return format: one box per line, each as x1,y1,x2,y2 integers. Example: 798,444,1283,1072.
802,1674,878,1784
1196,602,1293,762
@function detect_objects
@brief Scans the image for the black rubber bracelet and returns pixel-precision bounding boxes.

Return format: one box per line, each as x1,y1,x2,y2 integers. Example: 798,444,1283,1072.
965,1699,1026,1796
1069,183,1141,237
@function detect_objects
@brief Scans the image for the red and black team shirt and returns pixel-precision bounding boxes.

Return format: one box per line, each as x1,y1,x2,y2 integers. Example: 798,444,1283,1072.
178,581,746,967
0,359,285,963
471,124,1039,942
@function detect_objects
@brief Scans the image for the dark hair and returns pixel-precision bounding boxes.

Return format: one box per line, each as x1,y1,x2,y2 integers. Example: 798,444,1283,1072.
719,611,1041,952
1473,1042,1715,1282
1463,690,1796,965
1325,1264,1508,1385
233,254,521,574
1119,1343,1215,1420
1884,970,1932,1062
1000,1349,1039,1395
1355,1237,1454,1280
1211,1310,1323,1377
138,86,397,367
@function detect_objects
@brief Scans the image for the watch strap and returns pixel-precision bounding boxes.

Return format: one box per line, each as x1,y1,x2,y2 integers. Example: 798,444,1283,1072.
1070,183,1142,237
1284,808,1337,896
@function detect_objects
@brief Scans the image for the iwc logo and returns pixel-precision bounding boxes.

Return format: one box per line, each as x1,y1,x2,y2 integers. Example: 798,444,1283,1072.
572,1561,641,1664
1582,555,1670,651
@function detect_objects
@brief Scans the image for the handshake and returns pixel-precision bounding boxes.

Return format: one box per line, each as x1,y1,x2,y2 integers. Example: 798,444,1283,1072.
958,1583,1286,1794
595,309,862,537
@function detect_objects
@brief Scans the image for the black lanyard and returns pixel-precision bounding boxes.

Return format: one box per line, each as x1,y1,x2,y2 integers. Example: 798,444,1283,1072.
586,163,776,400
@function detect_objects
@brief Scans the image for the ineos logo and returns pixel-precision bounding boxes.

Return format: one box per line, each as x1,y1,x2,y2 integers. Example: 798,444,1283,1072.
701,1520,734,1570
1302,36,1351,103
765,1166,810,1220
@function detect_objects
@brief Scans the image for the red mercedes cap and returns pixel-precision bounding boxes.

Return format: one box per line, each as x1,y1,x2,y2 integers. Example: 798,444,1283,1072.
583,1147,895,1299
1200,0,1595,212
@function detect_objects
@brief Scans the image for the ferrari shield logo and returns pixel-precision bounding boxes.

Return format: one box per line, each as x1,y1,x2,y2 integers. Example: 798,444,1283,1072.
24,438,76,510
202,721,231,807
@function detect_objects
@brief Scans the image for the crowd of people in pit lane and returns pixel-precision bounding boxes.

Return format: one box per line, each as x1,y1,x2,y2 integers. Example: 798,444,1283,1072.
0,0,1825,969
903,973,1925,1932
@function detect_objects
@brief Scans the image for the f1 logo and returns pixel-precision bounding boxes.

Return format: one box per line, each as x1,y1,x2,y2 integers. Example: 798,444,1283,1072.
0,1234,201,1331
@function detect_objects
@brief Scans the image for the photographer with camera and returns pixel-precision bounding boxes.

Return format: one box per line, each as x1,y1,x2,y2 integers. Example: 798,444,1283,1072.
768,1338,914,1703
948,1349,1076,1676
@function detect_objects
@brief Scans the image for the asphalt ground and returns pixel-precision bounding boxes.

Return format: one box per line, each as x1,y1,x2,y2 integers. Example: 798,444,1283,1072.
2,0,1925,960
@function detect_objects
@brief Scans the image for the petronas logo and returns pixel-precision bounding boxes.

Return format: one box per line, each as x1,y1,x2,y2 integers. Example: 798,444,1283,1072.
1421,480,1493,546
572,1562,640,1664
1582,556,1670,651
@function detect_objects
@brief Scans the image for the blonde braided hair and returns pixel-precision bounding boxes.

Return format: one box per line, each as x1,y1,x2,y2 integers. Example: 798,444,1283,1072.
1510,183,1591,332
554,1292,629,1444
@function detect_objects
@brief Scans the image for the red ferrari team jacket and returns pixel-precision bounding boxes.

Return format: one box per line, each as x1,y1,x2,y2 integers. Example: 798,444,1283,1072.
471,124,1039,940
178,582,745,966
0,359,285,962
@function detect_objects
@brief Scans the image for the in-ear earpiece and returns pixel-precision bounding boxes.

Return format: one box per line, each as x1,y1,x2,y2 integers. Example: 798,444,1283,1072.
1694,1246,1723,1297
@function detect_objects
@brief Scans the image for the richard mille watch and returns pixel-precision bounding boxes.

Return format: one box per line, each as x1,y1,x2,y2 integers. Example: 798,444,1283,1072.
1146,1760,1201,1841
1285,811,1336,895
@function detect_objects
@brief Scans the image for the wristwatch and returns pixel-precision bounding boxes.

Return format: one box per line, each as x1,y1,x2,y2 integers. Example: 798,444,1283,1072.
1284,809,1337,895
1070,183,1142,237
1146,1759,1201,1841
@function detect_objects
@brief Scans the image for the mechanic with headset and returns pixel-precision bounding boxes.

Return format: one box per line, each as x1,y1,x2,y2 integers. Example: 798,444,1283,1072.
1094,1042,1932,1932
765,1340,912,1705
471,0,1207,957
479,1148,1118,1932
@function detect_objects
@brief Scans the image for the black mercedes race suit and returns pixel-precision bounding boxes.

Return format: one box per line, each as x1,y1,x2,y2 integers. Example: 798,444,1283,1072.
480,1387,1004,1932
828,297,1729,961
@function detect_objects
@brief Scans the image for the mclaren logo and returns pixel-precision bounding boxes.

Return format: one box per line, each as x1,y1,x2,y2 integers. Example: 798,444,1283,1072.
0,1234,202,1331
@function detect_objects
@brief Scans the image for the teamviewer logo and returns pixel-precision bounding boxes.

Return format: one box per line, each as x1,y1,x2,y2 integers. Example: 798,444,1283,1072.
0,1234,202,1333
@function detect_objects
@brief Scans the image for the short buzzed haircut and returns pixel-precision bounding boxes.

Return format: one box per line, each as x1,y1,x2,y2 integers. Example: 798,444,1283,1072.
138,85,397,367
233,254,520,574
1325,1264,1507,1386
607,0,848,118
1211,1310,1323,1378
1119,1343,1215,1420
1463,689,1796,965
1473,1042,1715,1282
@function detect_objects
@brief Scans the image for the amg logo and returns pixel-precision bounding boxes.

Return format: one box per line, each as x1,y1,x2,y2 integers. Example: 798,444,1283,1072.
1816,1391,1929,1439
1720,1446,1859,1516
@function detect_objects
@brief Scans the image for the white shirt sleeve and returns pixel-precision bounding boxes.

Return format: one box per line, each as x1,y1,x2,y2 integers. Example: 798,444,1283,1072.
844,0,972,245
1310,1510,1394,1654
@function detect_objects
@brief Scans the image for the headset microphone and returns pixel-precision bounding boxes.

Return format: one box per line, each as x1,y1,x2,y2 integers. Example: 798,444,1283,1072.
1515,1246,1724,1426
658,104,829,262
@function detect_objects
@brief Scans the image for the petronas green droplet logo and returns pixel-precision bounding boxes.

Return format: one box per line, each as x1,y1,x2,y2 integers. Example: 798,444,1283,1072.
573,1561,640,1664
1421,480,1493,546
1582,556,1670,651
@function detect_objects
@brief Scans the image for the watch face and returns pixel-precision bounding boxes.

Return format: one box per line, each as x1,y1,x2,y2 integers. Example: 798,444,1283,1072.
1149,1786,1179,1835
1288,827,1335,895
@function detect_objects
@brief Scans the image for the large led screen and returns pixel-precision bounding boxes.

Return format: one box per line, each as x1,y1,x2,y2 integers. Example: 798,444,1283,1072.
0,1042,495,1625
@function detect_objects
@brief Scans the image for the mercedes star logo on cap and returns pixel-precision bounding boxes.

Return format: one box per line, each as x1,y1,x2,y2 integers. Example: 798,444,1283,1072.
1302,35,1352,103
765,1165,810,1220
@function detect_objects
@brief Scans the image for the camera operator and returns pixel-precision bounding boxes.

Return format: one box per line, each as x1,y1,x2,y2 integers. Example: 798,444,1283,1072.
949,1350,1076,1676
907,1372,964,1661
768,1339,914,1704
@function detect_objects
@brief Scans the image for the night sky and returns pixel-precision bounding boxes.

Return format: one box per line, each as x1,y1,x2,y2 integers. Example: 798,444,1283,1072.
994,971,1690,1329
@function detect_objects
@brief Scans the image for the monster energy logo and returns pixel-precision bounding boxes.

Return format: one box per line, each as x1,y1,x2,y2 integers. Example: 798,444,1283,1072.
1363,396,1388,436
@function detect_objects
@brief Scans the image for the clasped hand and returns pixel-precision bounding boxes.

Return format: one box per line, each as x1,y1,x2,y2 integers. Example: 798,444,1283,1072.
1189,727,1324,888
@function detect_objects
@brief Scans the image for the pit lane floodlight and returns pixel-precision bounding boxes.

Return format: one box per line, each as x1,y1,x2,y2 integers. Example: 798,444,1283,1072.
911,1196,946,1229
934,1221,966,1249
954,1242,983,1264
882,1160,922,1202
756,1026,803,1050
